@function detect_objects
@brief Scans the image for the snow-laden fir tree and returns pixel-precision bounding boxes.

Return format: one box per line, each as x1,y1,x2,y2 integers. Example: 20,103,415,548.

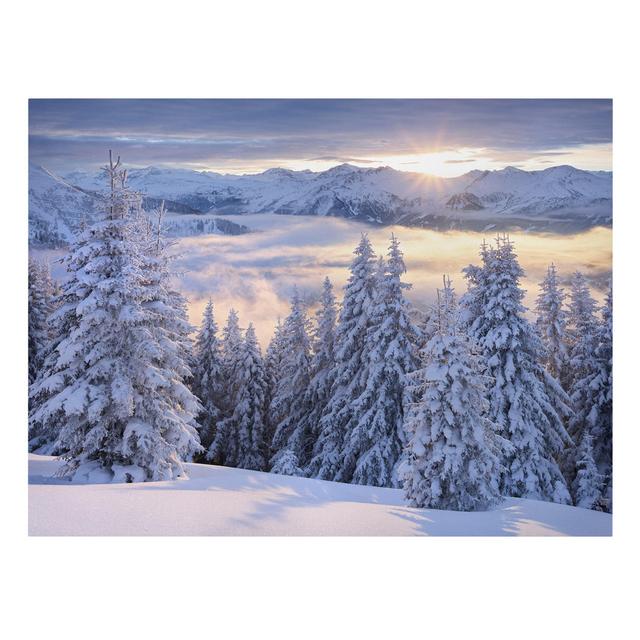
29,266,69,454
208,308,244,464
264,317,286,445
192,299,224,455
307,234,377,481
566,271,600,392
142,198,201,437
564,272,603,501
458,240,491,332
215,323,268,471
566,279,612,510
148,201,197,375
535,263,569,383
270,447,304,476
592,283,613,495
29,153,202,482
402,276,503,511
28,259,55,385
571,431,604,510
294,277,338,469
336,234,419,487
269,289,312,474
462,235,571,503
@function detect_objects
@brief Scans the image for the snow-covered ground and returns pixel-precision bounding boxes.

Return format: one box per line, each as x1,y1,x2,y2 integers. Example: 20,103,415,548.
29,454,611,536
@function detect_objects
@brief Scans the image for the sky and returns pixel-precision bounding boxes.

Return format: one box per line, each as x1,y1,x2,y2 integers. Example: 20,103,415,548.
29,99,612,177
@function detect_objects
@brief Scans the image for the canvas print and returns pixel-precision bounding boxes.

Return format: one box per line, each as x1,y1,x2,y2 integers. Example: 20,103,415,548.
27,99,612,535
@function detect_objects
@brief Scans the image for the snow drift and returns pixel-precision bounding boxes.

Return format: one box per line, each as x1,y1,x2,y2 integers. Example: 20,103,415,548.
29,455,612,536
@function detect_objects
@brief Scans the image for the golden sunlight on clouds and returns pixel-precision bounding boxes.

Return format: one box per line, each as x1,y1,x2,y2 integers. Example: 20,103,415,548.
361,144,612,177
172,215,612,348
210,143,612,178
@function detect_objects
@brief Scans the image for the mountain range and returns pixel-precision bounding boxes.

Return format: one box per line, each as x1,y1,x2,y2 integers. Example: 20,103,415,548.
29,162,612,245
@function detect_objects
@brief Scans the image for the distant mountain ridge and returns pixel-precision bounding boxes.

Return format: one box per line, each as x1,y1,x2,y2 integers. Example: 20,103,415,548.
28,163,250,246
29,162,612,245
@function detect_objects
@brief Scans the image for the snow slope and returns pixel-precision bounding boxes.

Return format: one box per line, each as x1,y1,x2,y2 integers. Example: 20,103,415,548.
29,163,100,245
29,454,611,536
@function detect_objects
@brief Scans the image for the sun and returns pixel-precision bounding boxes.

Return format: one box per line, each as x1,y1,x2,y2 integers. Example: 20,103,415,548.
372,148,487,177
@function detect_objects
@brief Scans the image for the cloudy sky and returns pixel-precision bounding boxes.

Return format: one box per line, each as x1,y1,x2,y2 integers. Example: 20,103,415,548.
29,99,612,177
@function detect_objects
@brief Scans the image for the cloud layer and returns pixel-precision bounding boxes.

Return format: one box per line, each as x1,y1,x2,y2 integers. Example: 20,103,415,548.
169,214,612,347
29,99,612,174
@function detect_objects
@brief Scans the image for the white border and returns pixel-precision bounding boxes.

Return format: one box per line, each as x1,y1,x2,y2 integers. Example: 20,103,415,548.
3,1,637,638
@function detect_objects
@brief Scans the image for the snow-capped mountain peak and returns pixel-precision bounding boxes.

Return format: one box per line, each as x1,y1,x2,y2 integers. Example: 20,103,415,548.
29,161,612,245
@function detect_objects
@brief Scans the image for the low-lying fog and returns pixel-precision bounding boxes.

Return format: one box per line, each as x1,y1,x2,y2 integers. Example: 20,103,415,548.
33,213,612,348
174,214,611,347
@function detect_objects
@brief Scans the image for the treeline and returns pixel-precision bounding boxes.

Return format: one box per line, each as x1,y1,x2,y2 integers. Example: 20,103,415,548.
27,155,612,512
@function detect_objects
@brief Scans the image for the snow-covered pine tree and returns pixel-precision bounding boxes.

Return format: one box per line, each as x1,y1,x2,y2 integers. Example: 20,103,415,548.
564,272,603,502
28,259,54,385
271,448,304,476
566,271,600,392
307,234,377,481
417,305,438,353
219,323,268,471
192,299,224,455
145,201,196,377
264,318,286,446
459,240,491,332
208,308,244,464
269,289,312,474
142,199,201,457
336,234,420,487
402,276,503,511
294,277,338,468
535,263,569,383
28,266,71,454
462,235,571,503
566,278,612,510
592,282,613,499
29,152,201,482
572,431,604,510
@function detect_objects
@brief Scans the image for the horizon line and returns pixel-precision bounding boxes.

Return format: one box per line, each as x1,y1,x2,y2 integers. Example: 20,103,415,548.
34,160,613,181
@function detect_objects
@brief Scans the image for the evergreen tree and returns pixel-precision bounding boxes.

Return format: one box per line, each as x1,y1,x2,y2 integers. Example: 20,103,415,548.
143,199,200,454
271,448,304,476
295,277,338,466
28,275,71,454
29,152,201,481
219,323,268,471
28,259,54,385
269,289,312,474
307,234,377,481
572,431,604,511
402,276,503,511
593,283,613,490
208,308,244,464
535,263,569,382
566,271,599,392
264,318,286,446
459,241,491,331
462,235,571,503
192,299,224,455
564,272,603,501
567,280,612,510
337,234,419,487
